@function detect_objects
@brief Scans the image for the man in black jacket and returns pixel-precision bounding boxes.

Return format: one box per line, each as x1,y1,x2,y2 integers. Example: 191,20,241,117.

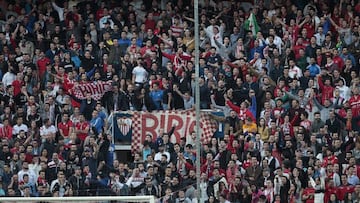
119,83,137,111
102,82,121,113
68,166,85,196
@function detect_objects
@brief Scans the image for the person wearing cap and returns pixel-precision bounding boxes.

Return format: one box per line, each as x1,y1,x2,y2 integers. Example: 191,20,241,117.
99,7,114,29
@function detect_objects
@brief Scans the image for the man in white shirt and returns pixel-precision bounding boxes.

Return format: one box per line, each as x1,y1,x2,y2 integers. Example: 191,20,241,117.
12,117,28,136
314,26,325,46
204,18,224,50
132,59,148,87
336,79,350,101
154,144,171,163
40,118,57,143
18,161,37,185
2,69,16,86
266,28,283,54
288,59,303,79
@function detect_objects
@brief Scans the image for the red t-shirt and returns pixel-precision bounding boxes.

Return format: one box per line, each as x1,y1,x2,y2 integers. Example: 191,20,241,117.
302,187,315,203
337,185,355,201
322,155,338,167
12,80,23,97
144,19,156,31
348,95,360,117
318,78,335,105
75,121,89,141
58,120,74,138
333,56,344,71
324,186,338,203
25,153,33,164
37,57,51,78
303,23,315,39
0,126,13,140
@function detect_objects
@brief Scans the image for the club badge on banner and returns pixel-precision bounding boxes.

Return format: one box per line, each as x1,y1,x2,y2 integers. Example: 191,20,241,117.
113,111,222,153
113,113,133,142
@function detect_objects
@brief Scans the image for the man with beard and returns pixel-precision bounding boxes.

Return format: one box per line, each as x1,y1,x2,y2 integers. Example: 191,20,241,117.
212,80,227,106
154,144,170,163
119,83,137,111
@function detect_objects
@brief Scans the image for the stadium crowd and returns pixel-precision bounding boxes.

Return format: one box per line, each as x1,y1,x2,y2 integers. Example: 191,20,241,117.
1,0,360,202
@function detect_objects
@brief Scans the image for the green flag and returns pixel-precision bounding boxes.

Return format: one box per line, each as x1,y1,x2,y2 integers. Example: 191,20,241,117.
244,13,260,37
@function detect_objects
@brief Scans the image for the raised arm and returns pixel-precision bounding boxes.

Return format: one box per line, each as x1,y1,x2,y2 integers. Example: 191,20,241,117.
208,113,227,122
182,15,194,22
167,125,176,137
249,94,257,119
52,1,63,12
225,99,240,114
317,75,325,91
327,14,340,29
285,91,300,101
157,35,174,47
173,86,186,98
204,25,213,38
298,17,310,28
214,37,225,49
312,97,324,110
161,52,174,61
334,112,346,123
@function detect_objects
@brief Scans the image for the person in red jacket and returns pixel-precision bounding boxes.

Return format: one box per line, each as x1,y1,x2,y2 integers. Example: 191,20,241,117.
36,52,51,79
225,90,257,121
0,118,13,139
161,47,192,76
317,74,334,105
12,72,23,97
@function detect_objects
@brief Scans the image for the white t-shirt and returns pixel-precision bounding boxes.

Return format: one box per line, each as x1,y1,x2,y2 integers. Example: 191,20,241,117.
132,66,148,83
40,125,57,137
18,169,37,184
289,66,303,79
154,151,171,163
2,72,16,86
12,124,28,135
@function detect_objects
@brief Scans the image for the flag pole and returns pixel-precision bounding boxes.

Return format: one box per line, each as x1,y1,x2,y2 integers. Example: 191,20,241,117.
194,0,202,202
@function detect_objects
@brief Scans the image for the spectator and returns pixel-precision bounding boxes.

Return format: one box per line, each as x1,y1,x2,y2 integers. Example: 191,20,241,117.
0,1,360,202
